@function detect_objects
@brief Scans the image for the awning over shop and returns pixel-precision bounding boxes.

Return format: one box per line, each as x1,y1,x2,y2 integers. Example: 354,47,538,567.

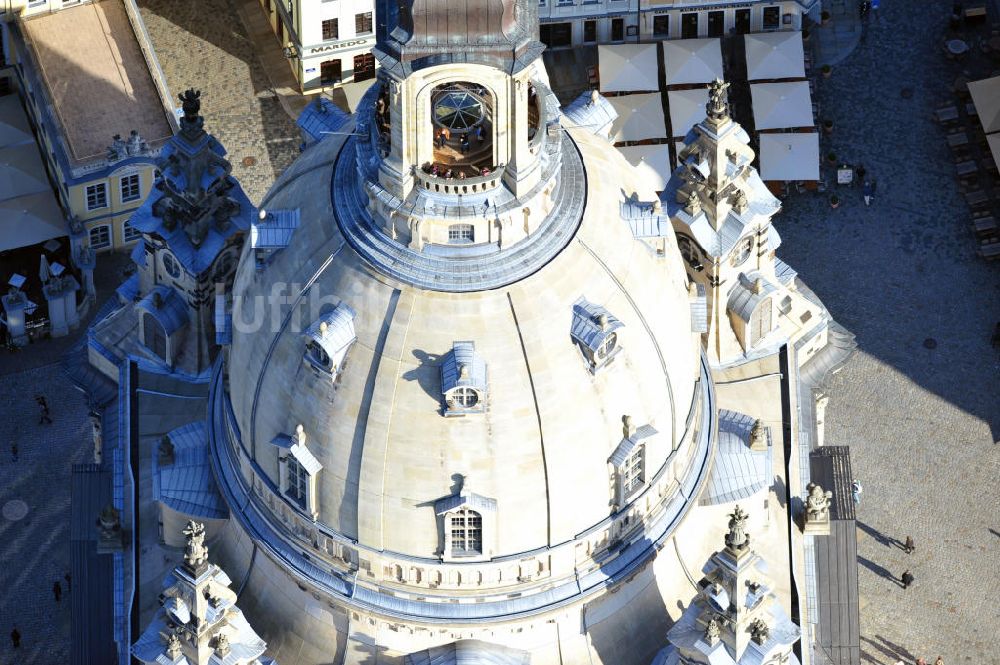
608,93,667,143
667,88,710,138
598,43,660,93
0,143,54,200
758,132,820,181
617,144,673,192
662,38,724,86
744,31,806,81
968,75,1000,133
750,81,814,130
0,192,68,251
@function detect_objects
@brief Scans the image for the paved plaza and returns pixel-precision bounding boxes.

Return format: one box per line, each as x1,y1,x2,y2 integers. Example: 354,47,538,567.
137,0,301,203
779,2,1000,663
0,364,93,663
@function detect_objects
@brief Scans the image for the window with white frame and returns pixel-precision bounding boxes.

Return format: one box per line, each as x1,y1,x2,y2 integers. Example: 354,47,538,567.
286,455,308,508
120,173,141,203
89,225,111,249
448,508,483,556
448,224,474,244
322,18,339,40
86,183,108,210
355,11,372,34
622,446,645,497
122,220,142,243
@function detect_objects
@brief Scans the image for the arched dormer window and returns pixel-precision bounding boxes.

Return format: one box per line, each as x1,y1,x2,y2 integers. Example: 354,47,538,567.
303,304,357,377
441,341,487,416
434,487,496,562
270,424,322,519
727,273,777,352
570,297,624,374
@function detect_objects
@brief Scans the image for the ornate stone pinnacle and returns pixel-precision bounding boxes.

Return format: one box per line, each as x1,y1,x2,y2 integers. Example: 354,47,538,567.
213,631,231,656
706,79,731,123
749,617,770,645
725,504,750,554
165,631,182,658
705,617,721,645
182,521,209,574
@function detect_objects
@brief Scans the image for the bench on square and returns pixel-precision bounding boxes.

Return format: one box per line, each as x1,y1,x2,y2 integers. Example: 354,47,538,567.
978,238,1000,260
965,189,990,208
973,214,997,237
935,106,960,123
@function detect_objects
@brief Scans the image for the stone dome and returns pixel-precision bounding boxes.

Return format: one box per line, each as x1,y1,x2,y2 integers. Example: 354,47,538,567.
223,122,704,563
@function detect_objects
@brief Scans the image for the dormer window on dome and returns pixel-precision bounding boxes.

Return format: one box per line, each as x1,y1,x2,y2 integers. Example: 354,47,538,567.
440,341,487,416
270,424,322,518
434,486,497,562
303,304,357,377
609,416,657,508
571,297,624,374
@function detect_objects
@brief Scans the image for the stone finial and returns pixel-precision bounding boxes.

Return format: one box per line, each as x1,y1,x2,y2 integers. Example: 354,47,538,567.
296,424,306,445
177,89,205,140
805,483,834,525
724,504,750,554
213,631,231,657
652,198,662,213
749,618,770,645
590,89,600,106
596,313,609,330
732,190,749,214
622,415,635,439
258,208,268,221
749,419,767,451
165,631,182,658
319,321,329,335
704,617,721,645
684,190,701,216
182,521,209,574
706,79,732,123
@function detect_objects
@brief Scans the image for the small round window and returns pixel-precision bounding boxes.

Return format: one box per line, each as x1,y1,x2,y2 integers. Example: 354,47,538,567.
730,237,753,267
163,252,181,279
434,89,484,131
448,387,479,409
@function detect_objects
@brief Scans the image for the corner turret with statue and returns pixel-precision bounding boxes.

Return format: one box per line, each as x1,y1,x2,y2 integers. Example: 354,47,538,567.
87,89,254,381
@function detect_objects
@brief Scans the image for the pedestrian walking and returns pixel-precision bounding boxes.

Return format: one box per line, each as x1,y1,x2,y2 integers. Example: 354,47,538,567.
53,580,62,602
934,658,944,665
901,569,914,588
10,441,17,462
460,133,470,154
863,180,874,206
851,480,863,505
476,125,484,145
904,535,915,554
36,395,52,424
435,130,442,148
10,626,20,648
917,658,928,665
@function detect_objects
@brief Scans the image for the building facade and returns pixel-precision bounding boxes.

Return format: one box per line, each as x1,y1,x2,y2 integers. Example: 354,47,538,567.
539,0,818,48
1,0,175,253
257,0,378,92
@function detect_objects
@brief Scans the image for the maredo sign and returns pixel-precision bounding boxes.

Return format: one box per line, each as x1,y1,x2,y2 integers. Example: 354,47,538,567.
309,39,371,55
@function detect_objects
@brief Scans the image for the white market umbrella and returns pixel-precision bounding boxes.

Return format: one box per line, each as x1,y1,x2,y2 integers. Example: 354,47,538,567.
599,43,660,93
744,31,806,81
751,81,814,130
608,93,668,143
662,38,724,86
968,75,1000,133
617,144,673,192
667,88,710,138
758,132,820,181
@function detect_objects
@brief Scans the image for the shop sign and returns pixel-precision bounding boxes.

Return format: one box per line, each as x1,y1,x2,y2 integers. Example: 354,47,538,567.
308,39,371,55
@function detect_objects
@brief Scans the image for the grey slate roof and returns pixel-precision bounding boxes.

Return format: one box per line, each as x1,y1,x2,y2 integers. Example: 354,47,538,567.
690,283,708,333
251,208,301,250
570,297,624,353
727,272,779,323
700,409,772,506
609,424,658,467
296,97,350,144
773,257,797,286
562,90,618,136
403,639,530,665
153,421,227,519
440,341,487,394
137,285,189,336
434,491,498,516
303,303,357,372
